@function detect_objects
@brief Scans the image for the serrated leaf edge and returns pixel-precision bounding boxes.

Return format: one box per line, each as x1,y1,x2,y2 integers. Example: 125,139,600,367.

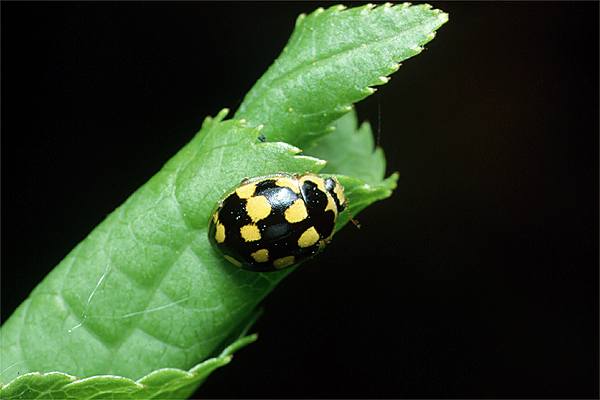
240,2,448,146
0,334,258,396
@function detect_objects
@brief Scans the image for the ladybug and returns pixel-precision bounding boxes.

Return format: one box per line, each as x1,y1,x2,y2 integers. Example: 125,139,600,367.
208,173,347,272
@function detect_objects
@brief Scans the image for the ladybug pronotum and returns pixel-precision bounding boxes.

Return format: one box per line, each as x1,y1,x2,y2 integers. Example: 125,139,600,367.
208,173,347,272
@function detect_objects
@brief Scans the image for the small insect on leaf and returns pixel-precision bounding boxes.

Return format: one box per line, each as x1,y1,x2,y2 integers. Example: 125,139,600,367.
208,173,347,272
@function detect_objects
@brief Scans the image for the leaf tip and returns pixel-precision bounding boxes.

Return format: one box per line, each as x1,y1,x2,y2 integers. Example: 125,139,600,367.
388,172,400,189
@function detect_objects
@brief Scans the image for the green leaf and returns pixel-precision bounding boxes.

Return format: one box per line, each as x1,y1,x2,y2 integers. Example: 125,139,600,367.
0,110,323,384
335,174,398,231
235,2,448,148
0,334,257,400
309,108,387,185
308,109,399,229
1,3,447,398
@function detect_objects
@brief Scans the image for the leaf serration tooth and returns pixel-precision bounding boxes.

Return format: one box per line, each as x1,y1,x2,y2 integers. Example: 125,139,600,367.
335,104,353,113
296,13,306,25
364,87,376,95
215,108,229,122
388,63,401,73
410,45,423,53
360,3,375,14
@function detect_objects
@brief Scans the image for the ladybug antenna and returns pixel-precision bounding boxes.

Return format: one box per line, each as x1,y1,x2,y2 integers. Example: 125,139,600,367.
350,218,361,229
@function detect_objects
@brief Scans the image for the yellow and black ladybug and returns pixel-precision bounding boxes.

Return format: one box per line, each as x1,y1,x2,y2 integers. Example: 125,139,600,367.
208,173,347,272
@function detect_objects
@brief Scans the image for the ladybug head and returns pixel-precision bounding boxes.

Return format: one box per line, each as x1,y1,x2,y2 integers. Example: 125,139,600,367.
324,176,347,213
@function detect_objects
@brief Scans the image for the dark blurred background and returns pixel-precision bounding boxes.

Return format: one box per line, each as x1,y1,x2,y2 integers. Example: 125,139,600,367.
1,2,598,398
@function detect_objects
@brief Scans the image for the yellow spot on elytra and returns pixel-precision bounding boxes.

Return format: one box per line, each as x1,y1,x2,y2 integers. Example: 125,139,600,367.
273,256,295,269
212,212,219,224
235,184,256,199
325,193,336,214
284,199,308,223
333,182,346,208
298,226,320,248
224,255,242,267
275,177,300,193
240,224,261,242
246,195,271,222
251,249,269,263
215,222,226,243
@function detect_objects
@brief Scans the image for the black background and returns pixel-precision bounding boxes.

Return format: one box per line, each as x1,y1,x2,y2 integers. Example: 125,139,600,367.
1,2,598,398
